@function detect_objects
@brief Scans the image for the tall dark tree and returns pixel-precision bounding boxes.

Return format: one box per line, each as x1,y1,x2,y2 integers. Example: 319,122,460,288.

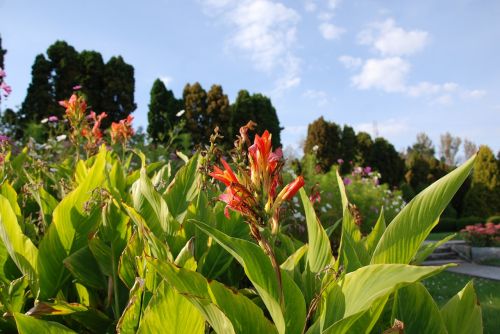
19,54,55,124
183,82,208,145
206,84,231,146
231,90,282,147
355,131,373,165
47,41,81,102
101,56,136,127
303,116,341,171
147,79,181,144
340,125,357,173
78,50,105,113
463,146,500,217
366,137,405,187
0,36,8,109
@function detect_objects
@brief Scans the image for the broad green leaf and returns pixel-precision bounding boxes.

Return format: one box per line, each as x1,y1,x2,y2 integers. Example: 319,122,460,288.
27,300,88,316
441,281,482,334
14,312,76,334
164,154,200,221
63,246,106,289
392,282,447,334
89,237,113,276
281,244,308,272
150,259,278,334
321,264,448,333
363,207,385,256
116,278,145,334
0,195,39,292
412,233,456,265
38,147,107,299
336,171,369,272
192,219,306,334
0,182,21,218
371,156,475,264
118,232,144,289
0,275,28,314
137,280,205,334
299,188,334,274
131,165,172,237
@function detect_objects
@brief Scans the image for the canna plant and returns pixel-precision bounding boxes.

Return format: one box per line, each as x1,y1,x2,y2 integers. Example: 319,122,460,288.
0,116,483,333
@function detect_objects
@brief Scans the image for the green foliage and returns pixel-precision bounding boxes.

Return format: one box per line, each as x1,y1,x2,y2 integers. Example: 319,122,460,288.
464,145,500,217
303,116,341,171
147,79,182,144
366,137,405,187
0,129,482,333
231,90,282,147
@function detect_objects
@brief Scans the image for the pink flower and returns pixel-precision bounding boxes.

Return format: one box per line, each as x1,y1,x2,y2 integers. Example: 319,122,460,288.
337,158,344,164
343,177,352,186
0,82,12,96
0,68,5,78
48,116,59,122
73,85,82,90
364,166,372,174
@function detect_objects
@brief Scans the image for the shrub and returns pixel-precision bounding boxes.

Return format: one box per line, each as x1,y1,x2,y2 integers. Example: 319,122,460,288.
461,222,500,247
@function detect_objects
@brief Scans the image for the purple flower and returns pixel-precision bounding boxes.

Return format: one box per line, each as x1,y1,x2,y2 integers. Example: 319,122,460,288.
337,158,344,164
0,82,12,96
0,135,10,143
343,177,352,186
0,68,5,78
73,85,82,90
364,166,372,174
48,116,59,122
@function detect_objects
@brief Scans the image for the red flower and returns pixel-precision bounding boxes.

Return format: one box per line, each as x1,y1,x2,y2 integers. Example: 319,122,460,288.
111,115,135,144
209,158,239,186
219,185,256,219
279,176,305,201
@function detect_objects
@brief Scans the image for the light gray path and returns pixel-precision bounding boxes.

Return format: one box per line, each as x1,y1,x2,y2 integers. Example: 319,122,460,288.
422,260,500,281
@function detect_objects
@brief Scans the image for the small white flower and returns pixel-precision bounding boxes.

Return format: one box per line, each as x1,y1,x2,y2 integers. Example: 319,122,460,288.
312,145,319,152
56,134,67,142
176,109,185,117
41,118,48,124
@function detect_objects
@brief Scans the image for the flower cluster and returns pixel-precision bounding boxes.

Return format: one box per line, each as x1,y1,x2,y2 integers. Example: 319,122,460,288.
210,129,304,235
0,134,10,165
461,222,500,247
110,115,134,145
0,67,12,98
59,93,108,152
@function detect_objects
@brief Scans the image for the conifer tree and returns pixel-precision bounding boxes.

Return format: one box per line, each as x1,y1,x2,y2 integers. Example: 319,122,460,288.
303,117,341,171
183,82,208,145
206,84,231,146
147,79,181,144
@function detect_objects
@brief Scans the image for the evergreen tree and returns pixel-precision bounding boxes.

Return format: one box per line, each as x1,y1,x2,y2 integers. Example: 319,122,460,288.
355,131,373,165
464,146,500,217
206,84,231,146
147,79,181,144
101,56,136,127
303,116,341,171
340,125,357,173
47,41,81,102
19,54,55,124
79,50,105,113
0,36,7,109
183,82,208,145
366,137,405,187
231,90,282,148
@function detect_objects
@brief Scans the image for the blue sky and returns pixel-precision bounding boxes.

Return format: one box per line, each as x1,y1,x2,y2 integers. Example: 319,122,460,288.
1,0,499,158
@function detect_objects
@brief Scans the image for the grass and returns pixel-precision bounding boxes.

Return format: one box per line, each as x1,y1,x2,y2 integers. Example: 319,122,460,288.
478,258,500,267
426,232,463,241
423,271,500,334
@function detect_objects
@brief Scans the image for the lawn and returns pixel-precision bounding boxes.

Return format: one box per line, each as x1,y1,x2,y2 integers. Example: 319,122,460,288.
423,271,500,334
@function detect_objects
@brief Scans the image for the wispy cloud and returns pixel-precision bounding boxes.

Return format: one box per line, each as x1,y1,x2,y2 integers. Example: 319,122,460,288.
343,18,486,104
355,118,409,138
319,22,345,40
200,0,301,93
160,76,173,87
302,89,332,107
358,18,428,56
352,57,410,92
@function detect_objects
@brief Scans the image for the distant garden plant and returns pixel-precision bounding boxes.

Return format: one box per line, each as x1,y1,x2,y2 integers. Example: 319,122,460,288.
0,93,483,333
461,222,500,247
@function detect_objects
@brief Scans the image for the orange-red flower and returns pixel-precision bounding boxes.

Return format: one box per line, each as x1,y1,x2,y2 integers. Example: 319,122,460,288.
279,176,305,201
59,94,87,126
111,115,135,144
219,185,257,219
209,158,239,186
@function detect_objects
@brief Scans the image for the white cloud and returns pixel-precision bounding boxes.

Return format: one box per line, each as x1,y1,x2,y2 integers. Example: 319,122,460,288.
338,55,362,69
317,11,334,21
304,0,316,12
352,57,410,92
358,18,428,56
302,89,331,107
200,0,301,93
462,89,486,99
327,0,341,10
160,76,173,87
431,94,453,106
355,118,409,138
319,22,345,40
406,81,458,97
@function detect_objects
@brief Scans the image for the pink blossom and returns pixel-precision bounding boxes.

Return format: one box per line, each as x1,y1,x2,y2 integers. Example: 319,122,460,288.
0,82,12,96
48,116,59,122
0,68,5,78
343,177,352,186
73,85,82,90
364,166,372,174
337,158,344,164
